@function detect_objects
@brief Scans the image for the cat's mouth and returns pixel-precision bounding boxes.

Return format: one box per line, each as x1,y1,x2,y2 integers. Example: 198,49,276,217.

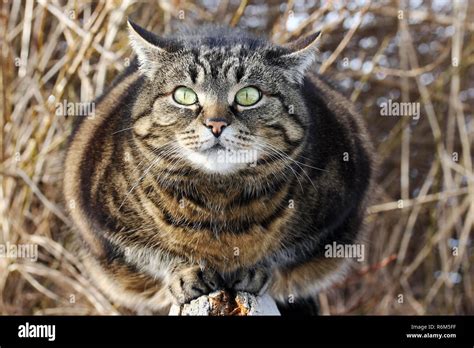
203,143,226,153
183,142,258,174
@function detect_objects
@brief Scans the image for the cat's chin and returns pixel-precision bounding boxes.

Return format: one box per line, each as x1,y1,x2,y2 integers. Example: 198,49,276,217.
180,147,258,175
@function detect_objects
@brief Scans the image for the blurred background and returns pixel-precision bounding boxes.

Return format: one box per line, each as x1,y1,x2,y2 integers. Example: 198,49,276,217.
0,0,473,315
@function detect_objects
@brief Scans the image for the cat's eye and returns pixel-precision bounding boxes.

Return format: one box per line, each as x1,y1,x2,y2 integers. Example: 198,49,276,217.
173,86,198,105
235,86,261,107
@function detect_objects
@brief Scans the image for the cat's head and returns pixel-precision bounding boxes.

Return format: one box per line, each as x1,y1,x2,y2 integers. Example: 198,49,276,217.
128,20,320,175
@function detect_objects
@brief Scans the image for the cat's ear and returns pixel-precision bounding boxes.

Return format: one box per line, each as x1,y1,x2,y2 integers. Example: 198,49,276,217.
279,31,321,84
127,19,177,78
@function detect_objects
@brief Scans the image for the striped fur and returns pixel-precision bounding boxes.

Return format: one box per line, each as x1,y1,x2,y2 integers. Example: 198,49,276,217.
63,23,373,314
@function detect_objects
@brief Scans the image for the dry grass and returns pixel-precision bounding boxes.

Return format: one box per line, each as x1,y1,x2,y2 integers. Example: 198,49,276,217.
0,0,473,315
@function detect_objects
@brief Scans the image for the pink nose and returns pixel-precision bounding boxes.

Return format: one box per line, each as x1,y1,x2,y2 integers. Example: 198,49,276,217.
205,118,228,137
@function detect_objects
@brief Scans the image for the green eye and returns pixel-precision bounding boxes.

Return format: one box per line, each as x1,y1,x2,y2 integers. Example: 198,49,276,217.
173,86,198,105
235,86,261,106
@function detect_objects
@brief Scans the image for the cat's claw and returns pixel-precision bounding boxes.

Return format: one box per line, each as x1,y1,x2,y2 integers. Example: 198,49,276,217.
228,268,271,295
168,266,223,304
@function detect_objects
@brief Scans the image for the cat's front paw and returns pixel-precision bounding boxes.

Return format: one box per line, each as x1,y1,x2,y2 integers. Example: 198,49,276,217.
228,268,271,295
168,266,223,304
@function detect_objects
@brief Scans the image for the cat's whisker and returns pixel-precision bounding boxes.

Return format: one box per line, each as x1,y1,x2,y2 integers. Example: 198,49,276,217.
111,126,136,135
254,141,319,193
221,135,253,149
257,136,330,173
253,143,306,192
118,141,182,210
254,139,324,193
117,156,163,211
130,140,178,178
154,145,190,184
256,149,299,191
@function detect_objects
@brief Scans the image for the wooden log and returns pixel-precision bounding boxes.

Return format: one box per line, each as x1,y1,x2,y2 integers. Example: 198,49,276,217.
169,290,280,316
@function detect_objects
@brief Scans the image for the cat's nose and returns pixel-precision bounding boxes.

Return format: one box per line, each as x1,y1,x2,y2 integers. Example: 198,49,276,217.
204,118,228,137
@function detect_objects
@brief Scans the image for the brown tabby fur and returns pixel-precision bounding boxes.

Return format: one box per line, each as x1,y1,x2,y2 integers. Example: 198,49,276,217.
63,23,373,314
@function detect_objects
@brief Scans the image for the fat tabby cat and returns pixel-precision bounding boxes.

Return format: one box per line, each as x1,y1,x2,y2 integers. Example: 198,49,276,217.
63,21,373,315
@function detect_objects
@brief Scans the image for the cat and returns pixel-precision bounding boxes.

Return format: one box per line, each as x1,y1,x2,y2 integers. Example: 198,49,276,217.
63,20,374,315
